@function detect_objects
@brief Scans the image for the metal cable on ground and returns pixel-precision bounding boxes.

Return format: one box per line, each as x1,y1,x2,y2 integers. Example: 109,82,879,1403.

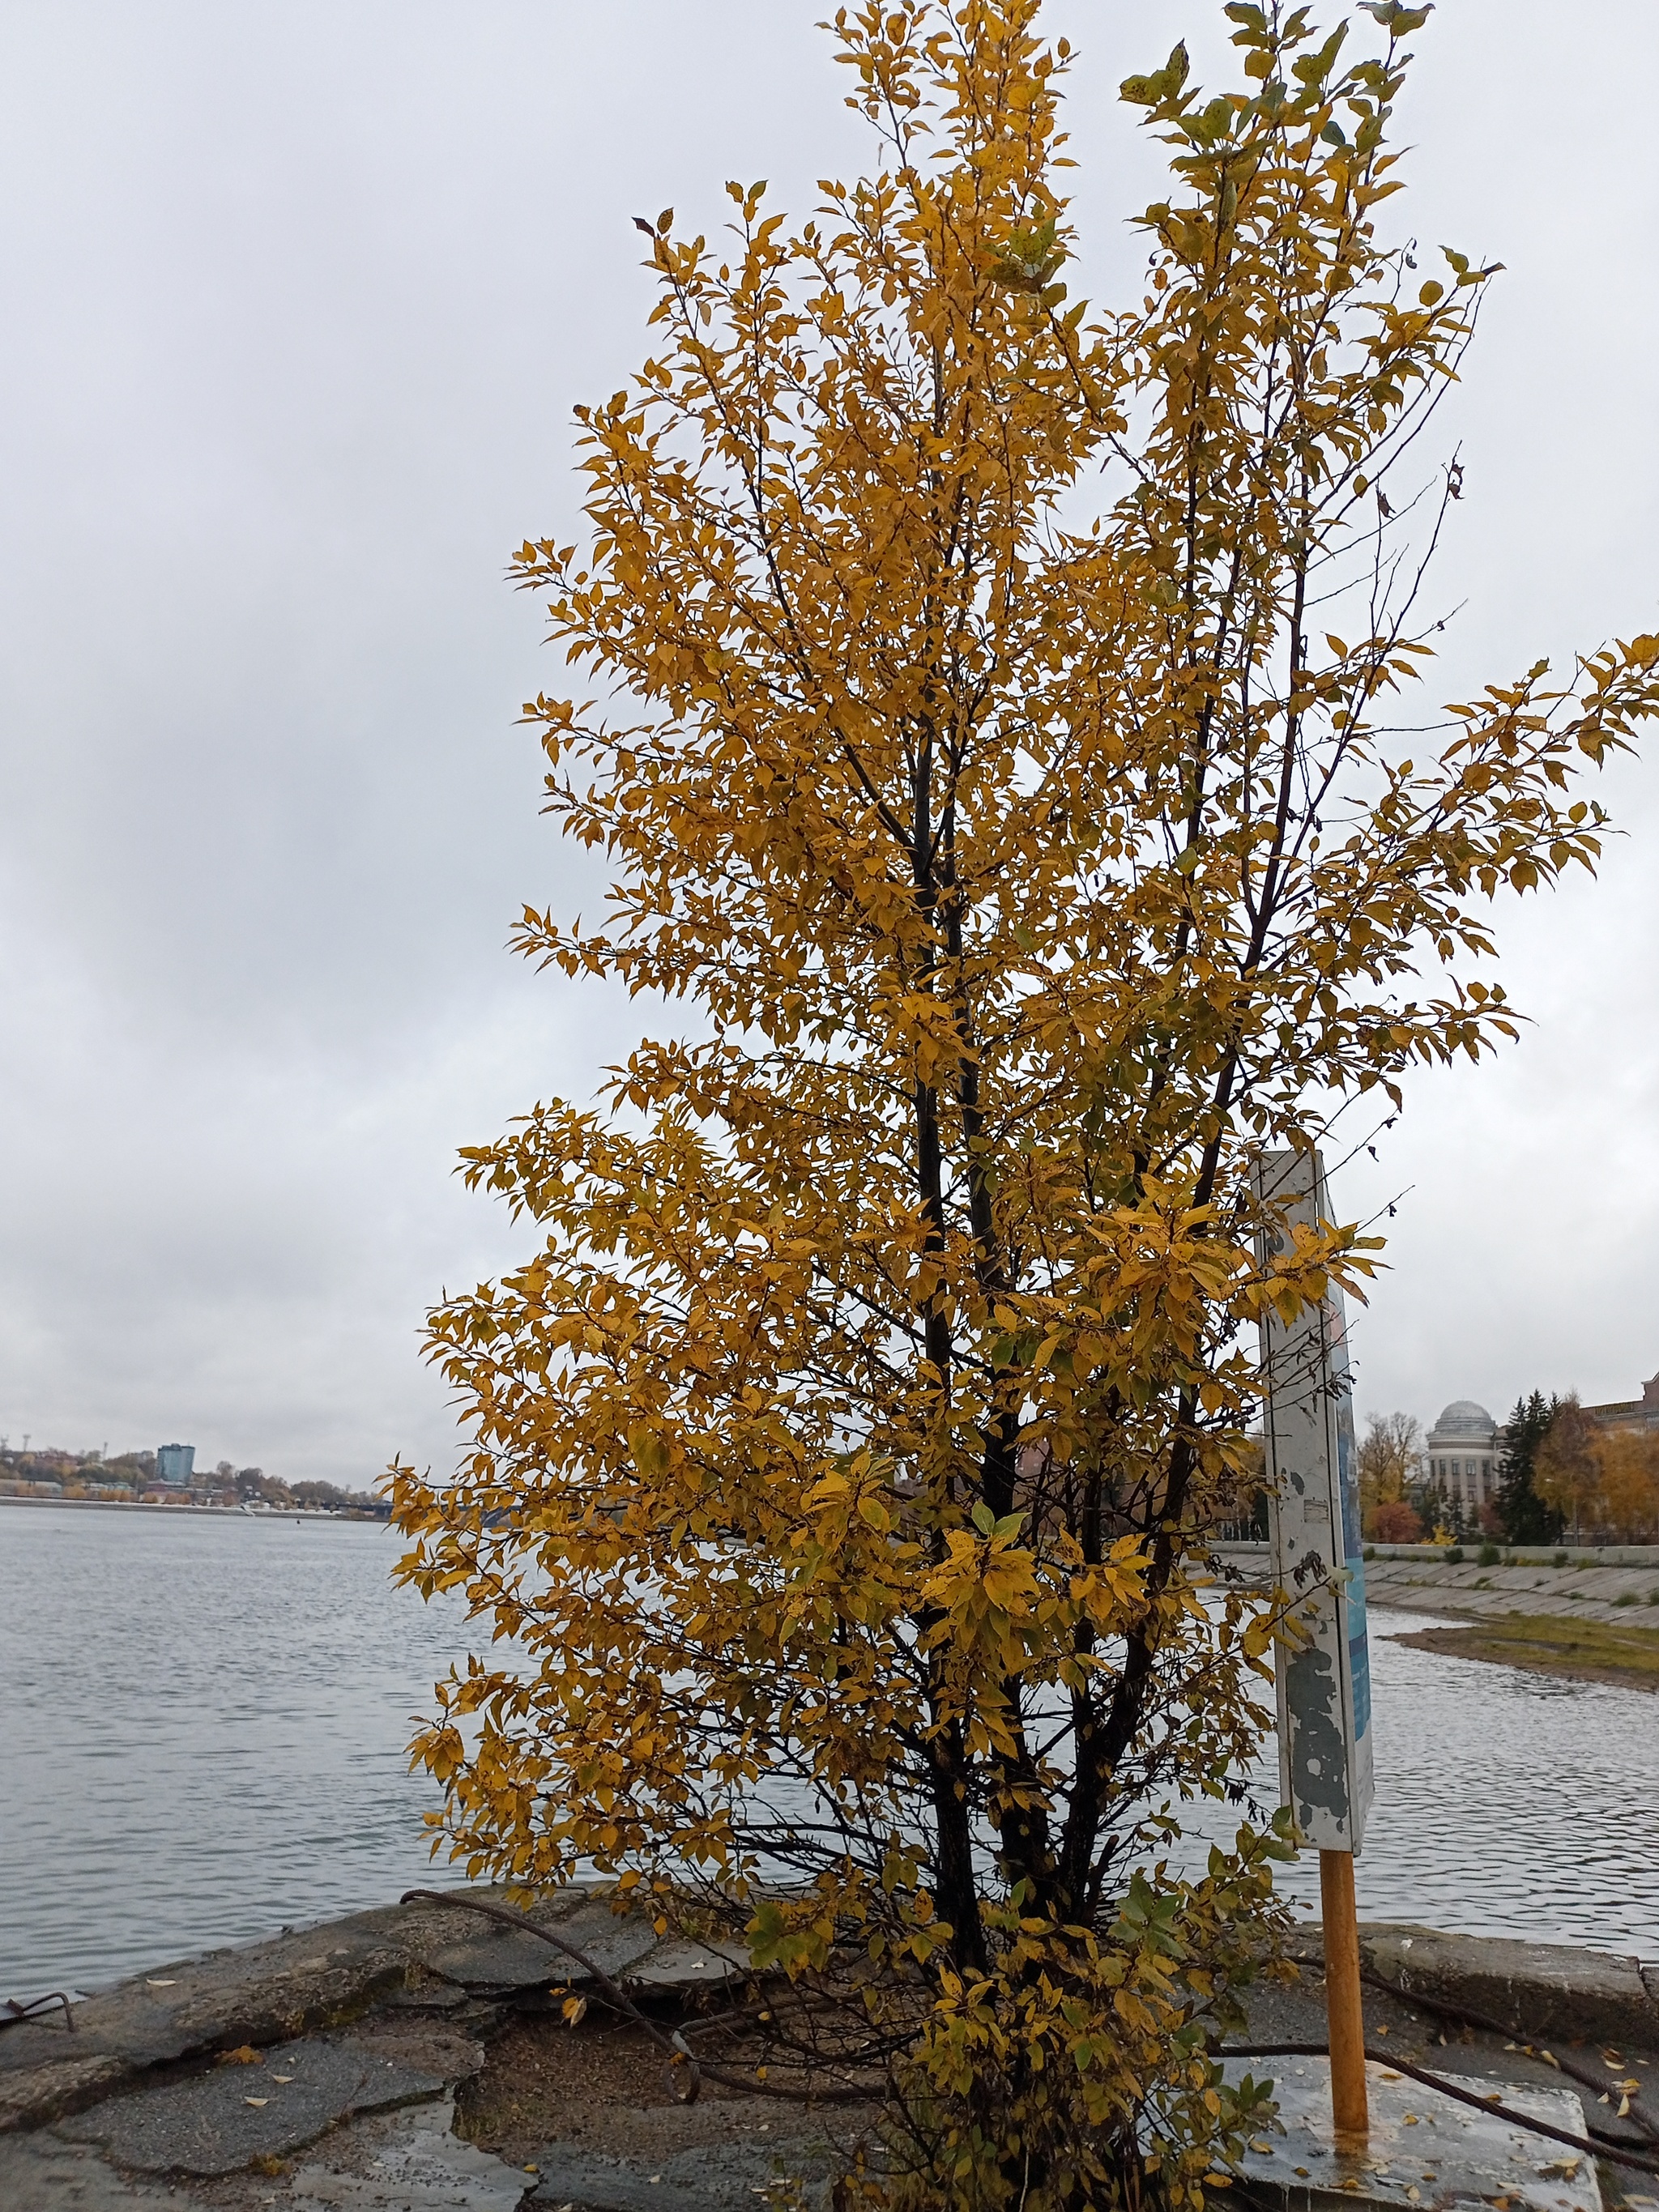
1219,2043,1659,2178
399,1888,871,2107
1287,1947,1659,2144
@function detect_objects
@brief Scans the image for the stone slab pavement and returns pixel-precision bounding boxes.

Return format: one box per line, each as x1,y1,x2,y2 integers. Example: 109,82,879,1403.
4,1892,1656,2212
1221,2056,1603,2212
56,2035,449,2176
286,2096,535,2211
0,2132,193,2210
521,2133,835,2212
0,2093,541,2212
0,1888,747,2137
0,1890,783,2211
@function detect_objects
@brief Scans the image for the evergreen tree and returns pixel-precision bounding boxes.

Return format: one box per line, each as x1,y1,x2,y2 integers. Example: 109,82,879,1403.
1497,1392,1565,1545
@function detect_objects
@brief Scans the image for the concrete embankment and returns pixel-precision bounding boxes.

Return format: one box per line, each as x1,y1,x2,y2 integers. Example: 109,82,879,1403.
1218,1545,1659,1629
1365,1555,1659,1630
3,1894,1656,2211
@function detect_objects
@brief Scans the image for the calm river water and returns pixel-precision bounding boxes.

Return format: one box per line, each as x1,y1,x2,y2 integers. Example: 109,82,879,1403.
2,1503,1655,1997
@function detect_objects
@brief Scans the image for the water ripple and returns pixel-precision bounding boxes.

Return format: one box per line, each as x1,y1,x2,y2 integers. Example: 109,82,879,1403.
2,1511,1653,1995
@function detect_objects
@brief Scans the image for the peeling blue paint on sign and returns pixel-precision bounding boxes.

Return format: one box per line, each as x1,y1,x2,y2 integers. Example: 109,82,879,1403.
1256,1149,1374,1853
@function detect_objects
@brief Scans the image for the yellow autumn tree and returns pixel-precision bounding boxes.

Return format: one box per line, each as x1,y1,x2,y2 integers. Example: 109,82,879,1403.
1534,1396,1602,1543
391,3,1659,2202
1356,1410,1419,1536
1593,1426,1659,1539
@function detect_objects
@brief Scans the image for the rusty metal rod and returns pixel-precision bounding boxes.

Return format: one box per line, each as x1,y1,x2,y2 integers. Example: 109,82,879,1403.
2,1992,75,2033
1320,1850,1368,2142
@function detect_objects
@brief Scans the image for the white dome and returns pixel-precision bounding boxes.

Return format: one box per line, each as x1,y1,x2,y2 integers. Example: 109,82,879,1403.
1432,1399,1494,1437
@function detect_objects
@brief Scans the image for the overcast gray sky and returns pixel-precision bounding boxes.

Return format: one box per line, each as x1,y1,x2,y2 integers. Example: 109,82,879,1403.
2,1,1655,1487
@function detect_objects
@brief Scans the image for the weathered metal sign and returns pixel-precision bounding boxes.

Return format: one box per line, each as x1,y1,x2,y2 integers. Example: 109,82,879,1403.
1256,1149,1374,1853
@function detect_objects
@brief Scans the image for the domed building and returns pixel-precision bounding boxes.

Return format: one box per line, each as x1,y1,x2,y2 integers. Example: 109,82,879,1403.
1424,1399,1499,1514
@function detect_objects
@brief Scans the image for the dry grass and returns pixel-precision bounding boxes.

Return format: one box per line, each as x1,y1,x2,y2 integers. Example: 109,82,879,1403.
1389,1613,1659,1691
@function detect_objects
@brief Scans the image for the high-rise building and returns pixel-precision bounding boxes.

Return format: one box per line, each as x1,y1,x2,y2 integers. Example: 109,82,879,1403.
156,1442,195,1487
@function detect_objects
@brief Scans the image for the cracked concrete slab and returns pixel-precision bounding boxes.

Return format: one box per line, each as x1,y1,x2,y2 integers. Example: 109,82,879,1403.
285,2095,535,2210
0,1890,760,2149
1222,2055,1601,2212
624,1939,749,1992
0,1890,686,2135
57,2036,446,2176
0,2056,134,2137
11,1892,1651,2212
403,1901,659,1996
0,2131,206,2210
0,1913,416,2122
1355,1924,1659,2048
522,2135,834,2212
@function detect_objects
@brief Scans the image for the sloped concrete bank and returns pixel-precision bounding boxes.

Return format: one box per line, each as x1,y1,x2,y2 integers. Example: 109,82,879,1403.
1213,1545,1659,1630
2,1896,1655,2211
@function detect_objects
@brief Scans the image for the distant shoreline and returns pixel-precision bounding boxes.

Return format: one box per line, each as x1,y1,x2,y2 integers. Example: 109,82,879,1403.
0,1494,387,1523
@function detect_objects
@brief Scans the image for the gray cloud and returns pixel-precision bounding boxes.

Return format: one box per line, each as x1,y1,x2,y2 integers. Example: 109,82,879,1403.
1,0,1654,1482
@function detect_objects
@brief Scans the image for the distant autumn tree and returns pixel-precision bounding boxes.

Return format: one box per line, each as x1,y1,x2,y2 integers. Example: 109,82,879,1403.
1534,1396,1601,1542
391,3,1659,2202
1593,1427,1659,1539
1357,1410,1419,1536
1371,1498,1422,1545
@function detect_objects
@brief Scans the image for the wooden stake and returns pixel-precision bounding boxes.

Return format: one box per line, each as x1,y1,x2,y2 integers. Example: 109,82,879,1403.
1320,1848,1368,2142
